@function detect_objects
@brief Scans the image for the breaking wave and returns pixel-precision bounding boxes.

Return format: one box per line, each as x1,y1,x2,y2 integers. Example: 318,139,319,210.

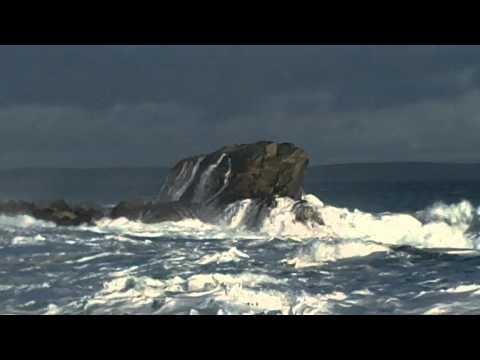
5,193,480,315
246,196,478,249
2,194,479,263
0,214,55,229
85,194,480,260
45,269,345,315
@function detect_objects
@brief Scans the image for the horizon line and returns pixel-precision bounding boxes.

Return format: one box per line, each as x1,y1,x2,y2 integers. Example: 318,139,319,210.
3,161,480,170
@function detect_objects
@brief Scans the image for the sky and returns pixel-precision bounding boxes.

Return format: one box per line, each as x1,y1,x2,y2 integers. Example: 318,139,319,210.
1,45,480,168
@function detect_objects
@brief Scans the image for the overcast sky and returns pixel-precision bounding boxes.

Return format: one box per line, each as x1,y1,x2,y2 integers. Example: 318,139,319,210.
1,45,480,167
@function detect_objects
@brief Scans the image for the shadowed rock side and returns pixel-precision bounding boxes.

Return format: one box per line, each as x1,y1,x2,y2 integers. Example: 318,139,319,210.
110,200,210,224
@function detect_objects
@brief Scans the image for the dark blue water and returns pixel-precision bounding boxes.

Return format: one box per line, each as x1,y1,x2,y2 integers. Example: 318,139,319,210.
304,180,480,213
2,168,480,212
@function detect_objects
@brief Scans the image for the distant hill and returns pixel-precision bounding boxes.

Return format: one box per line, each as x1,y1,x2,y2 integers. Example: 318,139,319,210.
307,162,480,182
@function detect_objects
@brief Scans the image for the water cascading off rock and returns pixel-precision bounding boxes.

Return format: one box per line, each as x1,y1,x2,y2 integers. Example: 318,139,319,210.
110,141,320,226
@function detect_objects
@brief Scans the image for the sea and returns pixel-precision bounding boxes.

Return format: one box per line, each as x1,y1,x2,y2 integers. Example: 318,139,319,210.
2,166,480,315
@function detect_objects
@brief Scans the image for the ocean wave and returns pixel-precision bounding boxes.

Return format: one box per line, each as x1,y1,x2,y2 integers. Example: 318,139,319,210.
5,193,480,261
217,195,480,259
197,247,250,265
0,214,55,229
86,216,263,241
287,239,390,268
416,200,475,227
70,194,480,264
45,270,349,315
11,234,47,246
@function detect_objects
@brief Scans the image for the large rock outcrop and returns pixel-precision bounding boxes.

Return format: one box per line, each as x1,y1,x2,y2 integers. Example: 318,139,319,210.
109,141,311,224
1,141,314,227
158,141,309,206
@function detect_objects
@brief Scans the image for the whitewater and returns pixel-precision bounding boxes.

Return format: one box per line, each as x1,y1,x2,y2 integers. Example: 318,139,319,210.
2,191,480,315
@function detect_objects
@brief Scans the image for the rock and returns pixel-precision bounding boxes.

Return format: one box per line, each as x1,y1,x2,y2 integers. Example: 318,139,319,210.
0,200,35,216
0,199,103,226
72,205,105,224
159,141,309,205
116,141,311,224
31,201,103,226
240,197,278,230
49,200,71,212
142,202,204,223
110,200,149,220
292,200,324,226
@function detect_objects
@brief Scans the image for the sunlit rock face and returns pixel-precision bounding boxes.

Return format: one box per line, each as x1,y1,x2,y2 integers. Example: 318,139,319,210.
159,141,310,206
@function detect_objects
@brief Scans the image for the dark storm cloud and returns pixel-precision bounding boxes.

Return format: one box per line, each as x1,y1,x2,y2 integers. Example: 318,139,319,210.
0,45,480,167
1,45,477,110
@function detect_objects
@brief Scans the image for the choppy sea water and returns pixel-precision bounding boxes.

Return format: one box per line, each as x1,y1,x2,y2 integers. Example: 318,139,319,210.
2,177,480,315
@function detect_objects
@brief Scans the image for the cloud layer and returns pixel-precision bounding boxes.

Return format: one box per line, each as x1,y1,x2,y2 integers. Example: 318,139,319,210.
0,45,479,167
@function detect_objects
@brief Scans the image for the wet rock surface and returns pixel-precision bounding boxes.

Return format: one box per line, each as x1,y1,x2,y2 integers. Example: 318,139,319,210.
118,141,311,224
110,200,207,224
160,141,309,205
292,200,325,226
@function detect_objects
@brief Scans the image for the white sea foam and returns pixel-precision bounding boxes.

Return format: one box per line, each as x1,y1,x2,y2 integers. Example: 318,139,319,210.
197,247,250,265
11,234,46,246
219,195,479,253
46,271,296,315
44,263,480,315
444,284,480,294
185,273,287,292
45,304,62,315
17,190,480,316
1,185,476,256
288,239,390,268
65,252,117,264
72,275,186,314
88,216,262,241
317,205,474,249
79,194,480,264
170,156,205,201
91,217,218,238
103,234,152,245
252,195,478,250
0,215,55,229
291,292,347,315
7,190,477,270
222,199,256,229
159,273,347,315
193,153,228,203
256,197,325,241
417,201,475,227
0,285,13,292
205,156,232,204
